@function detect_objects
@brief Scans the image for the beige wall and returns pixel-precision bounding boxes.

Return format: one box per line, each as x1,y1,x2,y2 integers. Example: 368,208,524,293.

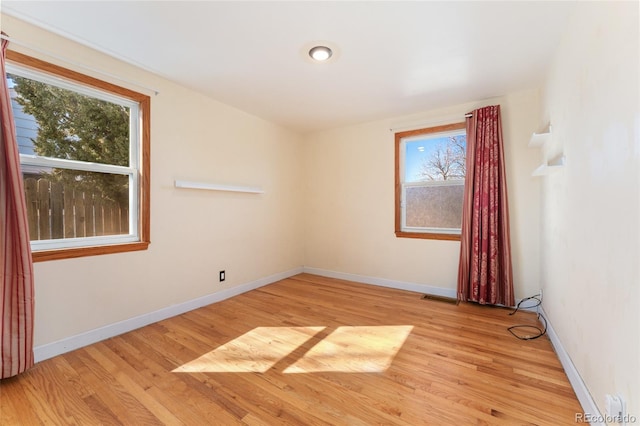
2,15,305,346
303,89,542,299
540,1,639,417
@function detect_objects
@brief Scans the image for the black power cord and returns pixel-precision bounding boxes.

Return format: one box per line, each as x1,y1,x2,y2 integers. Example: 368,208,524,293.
507,295,547,340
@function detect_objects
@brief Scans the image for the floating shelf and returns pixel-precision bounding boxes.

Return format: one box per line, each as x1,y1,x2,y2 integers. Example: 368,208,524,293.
532,155,565,176
174,180,264,194
528,124,552,147
528,123,564,177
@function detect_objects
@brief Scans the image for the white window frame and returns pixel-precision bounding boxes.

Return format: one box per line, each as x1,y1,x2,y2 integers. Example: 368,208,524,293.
7,63,141,251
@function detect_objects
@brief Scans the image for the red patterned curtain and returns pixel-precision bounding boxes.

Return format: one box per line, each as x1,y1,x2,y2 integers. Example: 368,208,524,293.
0,36,35,378
457,105,514,306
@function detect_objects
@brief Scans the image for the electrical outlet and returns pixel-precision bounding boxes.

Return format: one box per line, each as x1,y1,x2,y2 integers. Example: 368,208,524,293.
219,270,225,282
605,394,625,423
539,288,543,302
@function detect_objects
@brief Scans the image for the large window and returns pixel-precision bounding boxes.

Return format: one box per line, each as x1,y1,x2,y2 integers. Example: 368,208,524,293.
6,51,150,261
395,123,466,240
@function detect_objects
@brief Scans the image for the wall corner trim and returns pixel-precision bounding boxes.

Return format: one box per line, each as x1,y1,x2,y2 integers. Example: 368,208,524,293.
541,307,603,425
34,267,304,362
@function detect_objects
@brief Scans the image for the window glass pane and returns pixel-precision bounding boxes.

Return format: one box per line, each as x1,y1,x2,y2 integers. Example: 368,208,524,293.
405,183,464,230
404,134,466,183
7,73,130,166
23,169,129,241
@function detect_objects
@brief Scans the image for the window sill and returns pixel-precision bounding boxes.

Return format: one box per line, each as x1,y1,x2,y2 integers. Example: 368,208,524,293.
32,241,150,262
395,231,461,241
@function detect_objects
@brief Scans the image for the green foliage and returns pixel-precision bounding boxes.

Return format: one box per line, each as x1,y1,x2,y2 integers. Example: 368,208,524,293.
11,74,130,205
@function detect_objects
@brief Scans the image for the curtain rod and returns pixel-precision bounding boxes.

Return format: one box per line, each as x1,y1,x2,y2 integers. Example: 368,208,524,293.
390,112,473,133
0,33,160,96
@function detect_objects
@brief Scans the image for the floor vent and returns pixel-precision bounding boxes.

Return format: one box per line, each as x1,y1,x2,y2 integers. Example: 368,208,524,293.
421,294,460,305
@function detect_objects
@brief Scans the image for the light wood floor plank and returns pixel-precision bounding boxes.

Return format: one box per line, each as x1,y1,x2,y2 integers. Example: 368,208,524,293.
0,273,583,425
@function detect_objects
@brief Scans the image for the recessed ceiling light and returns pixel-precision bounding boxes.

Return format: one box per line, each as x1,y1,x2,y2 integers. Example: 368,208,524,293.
309,46,333,62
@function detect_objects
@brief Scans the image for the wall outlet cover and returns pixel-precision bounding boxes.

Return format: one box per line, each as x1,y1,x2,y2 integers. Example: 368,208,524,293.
605,394,624,420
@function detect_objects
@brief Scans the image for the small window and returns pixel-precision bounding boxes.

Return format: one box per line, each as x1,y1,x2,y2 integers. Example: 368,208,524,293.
395,123,466,240
6,51,150,261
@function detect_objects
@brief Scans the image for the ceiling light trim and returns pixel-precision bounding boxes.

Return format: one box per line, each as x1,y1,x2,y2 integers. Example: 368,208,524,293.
309,45,333,62
301,41,339,65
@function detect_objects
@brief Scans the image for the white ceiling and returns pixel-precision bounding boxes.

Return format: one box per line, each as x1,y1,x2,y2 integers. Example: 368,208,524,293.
3,1,579,134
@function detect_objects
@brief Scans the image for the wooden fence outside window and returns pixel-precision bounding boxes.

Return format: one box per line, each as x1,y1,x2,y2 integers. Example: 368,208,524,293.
24,177,129,241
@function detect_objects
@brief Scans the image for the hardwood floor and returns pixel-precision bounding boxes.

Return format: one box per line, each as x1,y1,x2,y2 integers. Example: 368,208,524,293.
0,274,583,425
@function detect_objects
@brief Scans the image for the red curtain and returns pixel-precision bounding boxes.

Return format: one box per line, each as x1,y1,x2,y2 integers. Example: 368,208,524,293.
0,36,35,378
457,105,514,306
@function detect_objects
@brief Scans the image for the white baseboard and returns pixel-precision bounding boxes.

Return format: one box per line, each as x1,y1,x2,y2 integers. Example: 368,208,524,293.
302,266,457,298
541,307,603,425
34,267,303,362
303,267,540,310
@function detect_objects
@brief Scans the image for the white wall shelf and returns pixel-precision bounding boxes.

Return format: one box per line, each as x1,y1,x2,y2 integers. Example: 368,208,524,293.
528,124,552,147
532,155,565,176
174,180,264,194
529,123,565,177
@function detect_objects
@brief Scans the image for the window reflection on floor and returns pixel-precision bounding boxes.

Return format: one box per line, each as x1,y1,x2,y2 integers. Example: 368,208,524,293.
173,325,413,374
284,326,413,373
173,326,325,373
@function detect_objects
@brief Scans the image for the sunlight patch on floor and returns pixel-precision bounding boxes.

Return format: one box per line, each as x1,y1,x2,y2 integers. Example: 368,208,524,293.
284,325,413,374
173,326,325,373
